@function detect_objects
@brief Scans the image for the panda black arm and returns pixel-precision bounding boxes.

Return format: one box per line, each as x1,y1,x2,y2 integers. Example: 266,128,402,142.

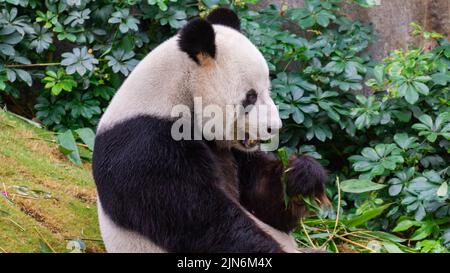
233,150,328,232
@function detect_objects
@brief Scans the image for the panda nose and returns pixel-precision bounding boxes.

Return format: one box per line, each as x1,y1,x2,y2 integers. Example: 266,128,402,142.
267,127,273,134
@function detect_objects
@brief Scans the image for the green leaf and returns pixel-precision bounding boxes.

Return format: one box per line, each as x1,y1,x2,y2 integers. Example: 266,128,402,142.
340,179,386,193
397,83,408,97
290,86,303,100
347,204,391,227
382,242,403,253
15,69,32,86
370,164,385,177
394,133,416,149
415,76,431,82
404,88,419,104
301,104,319,113
292,108,304,124
277,147,289,167
389,184,402,196
426,133,438,142
46,70,57,78
277,148,290,208
414,204,426,221
353,115,364,130
324,107,339,121
373,64,384,83
118,34,135,52
299,16,315,29
418,114,433,128
437,182,448,197
314,126,326,142
315,11,332,27
381,159,397,170
410,223,433,241
411,123,429,131
353,161,373,172
393,220,419,232
364,231,406,243
374,144,387,157
0,44,15,56
57,130,82,166
361,147,380,161
431,73,450,85
436,112,450,129
393,110,412,122
412,81,429,95
75,128,95,151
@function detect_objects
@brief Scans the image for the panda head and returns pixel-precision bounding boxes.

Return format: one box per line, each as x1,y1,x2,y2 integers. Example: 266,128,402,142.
177,8,282,152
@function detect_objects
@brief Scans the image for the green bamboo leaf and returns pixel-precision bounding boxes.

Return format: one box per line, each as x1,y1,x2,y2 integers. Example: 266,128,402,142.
393,220,420,232
364,231,406,243
382,242,404,253
410,223,433,241
347,204,391,227
277,147,289,167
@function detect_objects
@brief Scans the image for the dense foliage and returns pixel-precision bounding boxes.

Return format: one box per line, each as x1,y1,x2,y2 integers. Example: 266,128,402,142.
0,0,448,252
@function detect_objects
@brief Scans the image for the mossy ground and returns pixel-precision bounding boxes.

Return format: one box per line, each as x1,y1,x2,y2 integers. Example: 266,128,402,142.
0,110,104,253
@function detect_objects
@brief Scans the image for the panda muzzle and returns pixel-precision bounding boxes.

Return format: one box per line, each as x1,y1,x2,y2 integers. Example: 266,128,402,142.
242,133,259,148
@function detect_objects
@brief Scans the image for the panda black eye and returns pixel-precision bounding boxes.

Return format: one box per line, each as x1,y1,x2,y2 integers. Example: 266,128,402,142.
242,89,257,108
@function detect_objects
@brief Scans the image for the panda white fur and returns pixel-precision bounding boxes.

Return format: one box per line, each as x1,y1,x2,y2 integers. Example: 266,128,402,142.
93,8,327,253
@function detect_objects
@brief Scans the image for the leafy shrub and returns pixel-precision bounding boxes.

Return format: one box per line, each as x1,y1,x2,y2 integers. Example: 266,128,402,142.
0,0,205,131
256,0,449,252
0,0,448,252
241,0,449,252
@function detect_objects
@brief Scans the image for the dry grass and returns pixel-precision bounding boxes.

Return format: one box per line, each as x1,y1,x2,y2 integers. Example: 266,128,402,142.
0,110,104,253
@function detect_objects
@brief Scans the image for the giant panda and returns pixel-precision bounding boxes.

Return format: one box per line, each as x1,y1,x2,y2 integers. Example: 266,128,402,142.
92,7,327,253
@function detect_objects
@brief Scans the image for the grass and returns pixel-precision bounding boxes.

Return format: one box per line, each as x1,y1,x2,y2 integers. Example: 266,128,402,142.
0,109,104,253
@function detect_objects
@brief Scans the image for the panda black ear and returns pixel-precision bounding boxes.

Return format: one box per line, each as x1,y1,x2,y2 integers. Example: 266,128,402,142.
178,18,216,65
206,7,240,31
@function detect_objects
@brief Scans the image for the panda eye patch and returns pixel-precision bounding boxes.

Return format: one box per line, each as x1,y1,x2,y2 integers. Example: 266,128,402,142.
242,89,257,108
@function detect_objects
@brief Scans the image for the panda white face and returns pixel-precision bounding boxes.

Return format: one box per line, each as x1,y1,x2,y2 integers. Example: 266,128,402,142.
180,18,282,152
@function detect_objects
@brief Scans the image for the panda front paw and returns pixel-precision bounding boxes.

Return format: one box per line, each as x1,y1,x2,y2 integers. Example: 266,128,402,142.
285,155,328,203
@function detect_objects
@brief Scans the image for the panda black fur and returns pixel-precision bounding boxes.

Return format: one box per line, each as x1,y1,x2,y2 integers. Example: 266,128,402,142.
93,8,327,253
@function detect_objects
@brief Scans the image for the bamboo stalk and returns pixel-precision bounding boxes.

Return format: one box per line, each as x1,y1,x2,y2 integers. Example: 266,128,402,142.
321,177,342,248
332,234,376,253
34,227,56,253
5,62,60,68
23,137,89,148
64,237,103,242
8,218,25,232
300,219,317,248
